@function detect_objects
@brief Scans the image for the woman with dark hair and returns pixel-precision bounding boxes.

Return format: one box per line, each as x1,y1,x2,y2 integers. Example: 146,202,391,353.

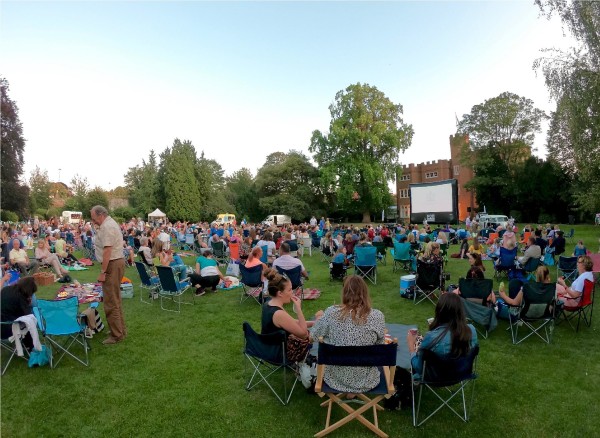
256,231,276,263
407,293,478,377
465,253,485,279
261,268,321,340
311,275,385,394
1,277,38,348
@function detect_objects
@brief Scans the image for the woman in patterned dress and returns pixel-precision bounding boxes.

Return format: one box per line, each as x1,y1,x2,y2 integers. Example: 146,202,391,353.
311,275,385,394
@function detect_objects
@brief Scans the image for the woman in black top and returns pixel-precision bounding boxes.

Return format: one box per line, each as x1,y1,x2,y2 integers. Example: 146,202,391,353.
549,231,566,256
466,253,485,279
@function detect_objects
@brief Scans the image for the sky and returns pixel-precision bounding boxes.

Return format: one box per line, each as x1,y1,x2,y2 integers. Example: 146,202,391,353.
1,0,576,192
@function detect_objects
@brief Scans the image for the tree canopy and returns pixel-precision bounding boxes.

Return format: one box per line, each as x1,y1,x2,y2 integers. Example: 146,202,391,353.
1,77,29,217
309,83,413,223
535,0,600,214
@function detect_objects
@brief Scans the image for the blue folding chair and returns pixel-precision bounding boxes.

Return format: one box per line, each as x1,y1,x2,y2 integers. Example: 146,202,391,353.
34,297,89,368
134,261,161,304
259,245,269,265
155,266,193,313
391,241,415,273
494,247,517,279
275,265,303,300
183,233,195,251
354,246,377,284
240,264,265,305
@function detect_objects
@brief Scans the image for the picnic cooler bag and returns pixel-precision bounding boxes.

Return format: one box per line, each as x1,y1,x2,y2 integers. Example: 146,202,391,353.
120,283,134,298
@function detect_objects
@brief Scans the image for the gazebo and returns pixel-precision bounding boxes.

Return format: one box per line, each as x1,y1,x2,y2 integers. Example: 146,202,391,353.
148,208,166,222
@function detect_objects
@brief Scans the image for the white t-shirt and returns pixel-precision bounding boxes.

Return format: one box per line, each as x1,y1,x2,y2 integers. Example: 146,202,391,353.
571,271,594,294
256,240,276,257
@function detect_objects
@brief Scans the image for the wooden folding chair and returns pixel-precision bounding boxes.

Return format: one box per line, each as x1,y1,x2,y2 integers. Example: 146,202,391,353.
314,340,397,438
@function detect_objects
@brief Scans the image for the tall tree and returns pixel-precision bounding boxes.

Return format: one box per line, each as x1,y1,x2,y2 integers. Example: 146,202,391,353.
535,0,600,214
195,151,233,221
255,151,324,221
0,77,29,217
310,83,413,223
29,166,51,213
457,92,547,173
162,139,201,221
67,174,90,212
85,187,109,213
124,150,159,215
225,168,261,222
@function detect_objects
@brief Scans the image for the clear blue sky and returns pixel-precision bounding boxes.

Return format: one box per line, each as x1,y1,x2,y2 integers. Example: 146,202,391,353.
1,1,574,190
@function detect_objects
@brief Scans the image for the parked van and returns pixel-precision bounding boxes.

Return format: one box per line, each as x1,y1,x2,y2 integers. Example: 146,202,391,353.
61,211,83,225
480,214,509,230
214,213,236,225
262,215,292,227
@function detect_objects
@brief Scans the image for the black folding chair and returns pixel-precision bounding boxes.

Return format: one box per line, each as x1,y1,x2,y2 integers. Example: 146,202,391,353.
414,259,443,305
412,346,479,427
508,282,557,344
242,322,298,405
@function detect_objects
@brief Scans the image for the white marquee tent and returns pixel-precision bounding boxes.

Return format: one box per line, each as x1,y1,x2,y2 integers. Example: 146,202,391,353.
148,208,166,221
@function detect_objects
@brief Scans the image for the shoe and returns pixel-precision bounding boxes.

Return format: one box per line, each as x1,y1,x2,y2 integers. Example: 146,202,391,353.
195,287,206,297
65,275,72,282
102,336,123,345
58,276,67,283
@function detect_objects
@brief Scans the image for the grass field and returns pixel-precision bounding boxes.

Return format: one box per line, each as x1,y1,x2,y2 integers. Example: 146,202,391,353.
2,225,599,437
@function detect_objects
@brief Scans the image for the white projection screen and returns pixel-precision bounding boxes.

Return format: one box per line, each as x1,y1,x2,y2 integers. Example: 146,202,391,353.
409,179,458,224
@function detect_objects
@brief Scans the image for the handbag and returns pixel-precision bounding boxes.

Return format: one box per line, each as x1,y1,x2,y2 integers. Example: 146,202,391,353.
225,262,240,277
286,334,311,362
28,345,51,368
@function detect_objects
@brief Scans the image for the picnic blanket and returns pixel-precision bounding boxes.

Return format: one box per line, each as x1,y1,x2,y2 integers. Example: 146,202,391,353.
62,264,88,271
56,283,103,304
302,288,321,300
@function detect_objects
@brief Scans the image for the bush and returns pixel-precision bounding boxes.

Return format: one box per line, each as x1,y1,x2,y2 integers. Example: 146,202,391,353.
112,206,137,221
538,212,556,224
0,210,19,222
509,210,521,223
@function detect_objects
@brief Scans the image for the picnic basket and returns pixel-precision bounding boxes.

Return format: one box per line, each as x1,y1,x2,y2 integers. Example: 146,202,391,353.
33,272,55,286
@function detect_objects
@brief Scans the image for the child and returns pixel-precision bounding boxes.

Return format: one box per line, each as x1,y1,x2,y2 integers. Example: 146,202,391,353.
468,238,483,256
332,246,347,265
573,240,587,257
486,238,501,260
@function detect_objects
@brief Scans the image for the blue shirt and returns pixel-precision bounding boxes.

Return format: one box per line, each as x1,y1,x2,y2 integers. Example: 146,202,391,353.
333,253,346,264
410,324,478,378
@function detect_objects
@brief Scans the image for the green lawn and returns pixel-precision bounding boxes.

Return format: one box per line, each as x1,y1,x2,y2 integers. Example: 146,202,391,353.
2,225,599,437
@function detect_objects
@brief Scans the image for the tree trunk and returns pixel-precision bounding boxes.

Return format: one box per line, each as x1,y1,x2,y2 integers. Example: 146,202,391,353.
362,211,371,223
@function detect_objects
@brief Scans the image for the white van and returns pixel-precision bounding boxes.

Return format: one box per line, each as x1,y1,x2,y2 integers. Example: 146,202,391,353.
61,211,82,225
262,215,292,227
481,215,509,230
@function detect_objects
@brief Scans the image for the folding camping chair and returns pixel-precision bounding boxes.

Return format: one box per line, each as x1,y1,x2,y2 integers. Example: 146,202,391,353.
329,262,347,281
414,259,443,305
314,340,397,438
1,321,30,375
211,241,228,265
494,247,517,279
155,265,193,313
391,242,414,273
320,243,334,264
183,233,195,251
302,236,312,257
276,265,303,300
458,278,496,339
411,346,479,427
34,297,89,368
522,257,541,282
559,279,595,332
228,242,241,263
242,322,299,405
354,246,377,285
508,282,557,345
134,261,161,304
557,256,578,284
372,242,387,266
240,264,265,305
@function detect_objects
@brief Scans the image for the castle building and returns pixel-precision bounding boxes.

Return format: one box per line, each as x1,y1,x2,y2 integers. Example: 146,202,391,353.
396,134,476,222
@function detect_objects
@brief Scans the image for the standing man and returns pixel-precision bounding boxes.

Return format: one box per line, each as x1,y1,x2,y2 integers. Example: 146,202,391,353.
91,205,127,345
310,216,317,228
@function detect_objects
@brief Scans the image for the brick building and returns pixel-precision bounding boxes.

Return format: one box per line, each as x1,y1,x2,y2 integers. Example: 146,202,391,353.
396,134,476,222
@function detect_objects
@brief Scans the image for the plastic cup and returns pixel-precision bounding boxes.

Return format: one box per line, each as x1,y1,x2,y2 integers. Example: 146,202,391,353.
408,328,418,336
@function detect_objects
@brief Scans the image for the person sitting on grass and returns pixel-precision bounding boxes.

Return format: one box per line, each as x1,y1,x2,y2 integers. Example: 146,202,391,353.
188,249,225,296
54,231,79,265
468,238,483,256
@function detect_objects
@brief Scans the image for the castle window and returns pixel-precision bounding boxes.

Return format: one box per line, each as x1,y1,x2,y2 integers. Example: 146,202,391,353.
400,189,409,198
425,171,438,179
453,165,460,176
400,175,410,181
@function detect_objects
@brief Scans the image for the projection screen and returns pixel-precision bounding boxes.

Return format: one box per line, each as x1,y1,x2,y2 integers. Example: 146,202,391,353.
409,179,458,224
